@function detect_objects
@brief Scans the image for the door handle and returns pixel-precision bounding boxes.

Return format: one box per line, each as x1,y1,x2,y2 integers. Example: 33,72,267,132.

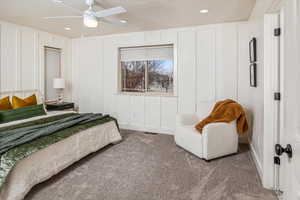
275,144,293,158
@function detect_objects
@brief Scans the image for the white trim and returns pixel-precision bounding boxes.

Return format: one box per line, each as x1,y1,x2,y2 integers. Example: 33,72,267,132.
119,124,173,135
263,13,280,189
249,142,263,182
278,6,286,192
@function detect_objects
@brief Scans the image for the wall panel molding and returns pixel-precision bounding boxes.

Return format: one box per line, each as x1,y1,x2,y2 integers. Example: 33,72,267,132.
0,21,72,100
178,30,197,113
196,28,216,112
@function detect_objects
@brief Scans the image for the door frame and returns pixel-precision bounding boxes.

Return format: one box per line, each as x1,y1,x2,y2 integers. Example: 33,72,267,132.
44,46,62,102
280,0,300,199
263,13,281,190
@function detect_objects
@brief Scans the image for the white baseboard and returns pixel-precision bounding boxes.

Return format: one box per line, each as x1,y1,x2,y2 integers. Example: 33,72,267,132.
249,142,263,182
119,124,174,135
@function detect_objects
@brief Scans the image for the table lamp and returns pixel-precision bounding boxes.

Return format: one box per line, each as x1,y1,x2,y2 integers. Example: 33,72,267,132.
53,78,65,103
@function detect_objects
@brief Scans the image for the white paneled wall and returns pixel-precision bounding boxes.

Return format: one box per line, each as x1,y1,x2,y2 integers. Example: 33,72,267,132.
144,96,161,130
103,37,119,116
20,28,38,90
178,30,196,113
216,24,239,100
196,28,216,108
161,97,177,131
237,21,265,177
130,95,145,127
0,21,71,100
72,22,251,134
1,23,19,92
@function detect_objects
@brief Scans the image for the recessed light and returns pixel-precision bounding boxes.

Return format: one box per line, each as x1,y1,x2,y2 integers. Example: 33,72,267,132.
64,27,71,30
200,9,209,14
53,0,63,3
120,20,127,24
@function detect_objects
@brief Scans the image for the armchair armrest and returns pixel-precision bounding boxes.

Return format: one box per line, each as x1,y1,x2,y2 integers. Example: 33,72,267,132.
176,113,199,126
202,121,238,160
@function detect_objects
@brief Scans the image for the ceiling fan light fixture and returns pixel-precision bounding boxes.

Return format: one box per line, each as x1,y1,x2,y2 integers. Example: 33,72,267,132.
83,13,98,28
52,0,63,3
200,9,209,14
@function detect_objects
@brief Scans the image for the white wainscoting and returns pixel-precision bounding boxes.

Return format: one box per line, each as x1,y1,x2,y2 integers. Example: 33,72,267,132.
115,95,177,134
0,21,72,101
72,22,252,134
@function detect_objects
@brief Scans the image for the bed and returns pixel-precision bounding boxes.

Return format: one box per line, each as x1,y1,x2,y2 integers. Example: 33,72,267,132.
0,90,122,200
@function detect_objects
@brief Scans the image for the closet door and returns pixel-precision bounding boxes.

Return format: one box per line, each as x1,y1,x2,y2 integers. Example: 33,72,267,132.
45,48,61,101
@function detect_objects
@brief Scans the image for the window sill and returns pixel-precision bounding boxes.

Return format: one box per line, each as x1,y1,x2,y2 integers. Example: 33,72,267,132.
115,92,178,97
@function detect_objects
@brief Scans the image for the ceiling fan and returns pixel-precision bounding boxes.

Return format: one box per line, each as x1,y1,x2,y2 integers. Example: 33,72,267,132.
44,0,127,28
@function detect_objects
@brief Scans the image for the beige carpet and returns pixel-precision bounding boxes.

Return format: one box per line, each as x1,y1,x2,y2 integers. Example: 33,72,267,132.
25,130,277,200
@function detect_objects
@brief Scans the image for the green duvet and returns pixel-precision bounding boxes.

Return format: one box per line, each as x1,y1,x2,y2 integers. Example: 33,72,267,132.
0,113,118,189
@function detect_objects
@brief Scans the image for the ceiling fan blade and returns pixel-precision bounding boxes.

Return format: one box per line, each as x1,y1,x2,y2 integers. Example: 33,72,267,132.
95,6,127,18
50,0,83,14
44,16,82,19
100,17,127,26
93,0,106,9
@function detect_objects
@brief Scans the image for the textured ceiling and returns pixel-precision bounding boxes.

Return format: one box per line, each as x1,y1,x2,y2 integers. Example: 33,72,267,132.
0,0,256,38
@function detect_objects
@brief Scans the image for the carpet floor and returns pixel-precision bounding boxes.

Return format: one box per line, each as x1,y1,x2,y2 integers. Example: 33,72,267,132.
25,130,277,200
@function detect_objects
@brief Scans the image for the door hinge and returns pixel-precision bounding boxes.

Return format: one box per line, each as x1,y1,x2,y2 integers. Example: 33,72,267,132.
274,28,281,36
274,156,281,165
274,92,281,101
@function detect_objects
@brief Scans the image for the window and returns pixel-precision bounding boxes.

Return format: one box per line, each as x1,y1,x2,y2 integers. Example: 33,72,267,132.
119,45,174,94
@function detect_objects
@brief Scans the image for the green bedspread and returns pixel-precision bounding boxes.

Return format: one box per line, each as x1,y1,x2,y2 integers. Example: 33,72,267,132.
0,113,118,189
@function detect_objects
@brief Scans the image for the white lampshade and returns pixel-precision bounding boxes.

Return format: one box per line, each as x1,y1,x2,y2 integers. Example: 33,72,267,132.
53,78,65,89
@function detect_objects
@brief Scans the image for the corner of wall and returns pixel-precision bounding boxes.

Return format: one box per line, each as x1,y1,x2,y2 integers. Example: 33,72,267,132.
249,142,263,181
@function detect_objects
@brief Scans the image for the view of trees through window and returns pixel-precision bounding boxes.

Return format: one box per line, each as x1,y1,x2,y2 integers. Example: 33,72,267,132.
121,60,173,93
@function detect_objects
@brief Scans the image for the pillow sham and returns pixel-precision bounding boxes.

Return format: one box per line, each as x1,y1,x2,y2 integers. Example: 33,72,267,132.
0,96,12,111
12,94,37,109
0,104,46,124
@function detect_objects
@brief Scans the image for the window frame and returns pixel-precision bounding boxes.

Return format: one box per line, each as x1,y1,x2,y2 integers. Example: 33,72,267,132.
118,44,177,97
44,46,62,102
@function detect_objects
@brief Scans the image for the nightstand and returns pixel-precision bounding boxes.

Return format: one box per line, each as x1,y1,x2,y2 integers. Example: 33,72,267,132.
46,102,75,111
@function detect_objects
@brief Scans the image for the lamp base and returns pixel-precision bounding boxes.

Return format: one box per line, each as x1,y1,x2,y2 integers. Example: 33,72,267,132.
57,93,64,104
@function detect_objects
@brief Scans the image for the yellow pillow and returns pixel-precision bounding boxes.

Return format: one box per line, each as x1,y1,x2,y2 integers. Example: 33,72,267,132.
12,94,37,109
0,96,13,111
